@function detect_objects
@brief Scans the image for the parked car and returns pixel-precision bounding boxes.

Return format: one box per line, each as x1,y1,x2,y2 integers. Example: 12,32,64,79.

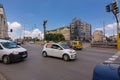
0,39,28,64
42,43,76,61
93,63,120,80
29,41,34,44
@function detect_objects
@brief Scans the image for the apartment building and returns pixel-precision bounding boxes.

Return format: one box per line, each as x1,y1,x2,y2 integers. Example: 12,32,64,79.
70,17,91,41
0,4,8,39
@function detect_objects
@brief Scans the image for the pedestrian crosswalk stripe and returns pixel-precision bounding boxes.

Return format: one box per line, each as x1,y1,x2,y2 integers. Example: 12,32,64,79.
108,58,116,61
104,60,113,63
112,55,119,58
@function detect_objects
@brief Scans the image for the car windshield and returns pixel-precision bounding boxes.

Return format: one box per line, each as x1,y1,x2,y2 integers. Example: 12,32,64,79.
79,42,82,45
1,42,20,49
60,44,70,49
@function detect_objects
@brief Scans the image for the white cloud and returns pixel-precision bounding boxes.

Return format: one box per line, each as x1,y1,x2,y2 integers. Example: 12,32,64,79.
8,22,22,40
8,22,43,40
95,27,103,30
105,33,110,37
105,22,117,30
31,29,42,38
94,22,119,37
24,31,31,37
25,28,44,40
8,22,21,29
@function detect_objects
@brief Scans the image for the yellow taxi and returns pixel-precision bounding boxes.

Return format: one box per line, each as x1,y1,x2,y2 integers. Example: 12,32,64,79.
70,40,83,50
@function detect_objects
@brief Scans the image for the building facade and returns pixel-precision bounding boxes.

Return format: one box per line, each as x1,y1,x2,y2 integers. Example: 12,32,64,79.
46,26,70,40
70,17,91,41
0,4,8,39
92,30,104,42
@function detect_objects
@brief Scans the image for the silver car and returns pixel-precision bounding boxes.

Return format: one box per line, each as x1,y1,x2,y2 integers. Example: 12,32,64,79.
42,43,76,61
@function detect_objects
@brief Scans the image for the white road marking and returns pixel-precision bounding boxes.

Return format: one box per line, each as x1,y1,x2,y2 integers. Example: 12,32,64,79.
104,60,113,63
108,58,116,61
112,55,119,58
104,51,120,63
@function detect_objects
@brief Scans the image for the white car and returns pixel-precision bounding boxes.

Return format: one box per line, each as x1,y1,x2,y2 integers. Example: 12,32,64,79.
0,39,28,64
42,43,76,61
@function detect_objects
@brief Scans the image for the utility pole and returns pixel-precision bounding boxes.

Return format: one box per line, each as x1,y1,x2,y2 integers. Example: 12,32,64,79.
103,22,105,37
43,20,47,41
103,22,106,42
106,0,120,50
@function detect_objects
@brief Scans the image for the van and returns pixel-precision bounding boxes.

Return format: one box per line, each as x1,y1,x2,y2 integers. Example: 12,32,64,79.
0,39,28,64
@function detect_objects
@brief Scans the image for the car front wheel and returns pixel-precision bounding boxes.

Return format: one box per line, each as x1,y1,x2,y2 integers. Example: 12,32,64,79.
63,54,70,61
2,56,10,64
42,51,47,57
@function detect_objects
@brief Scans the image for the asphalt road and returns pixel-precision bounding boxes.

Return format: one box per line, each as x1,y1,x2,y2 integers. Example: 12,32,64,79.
0,43,118,80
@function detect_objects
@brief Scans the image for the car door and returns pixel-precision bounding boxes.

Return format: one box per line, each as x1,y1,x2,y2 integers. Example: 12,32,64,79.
45,44,53,56
0,44,4,60
51,44,63,58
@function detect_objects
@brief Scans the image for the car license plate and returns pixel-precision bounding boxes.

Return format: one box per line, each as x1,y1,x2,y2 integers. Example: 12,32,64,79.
22,55,26,57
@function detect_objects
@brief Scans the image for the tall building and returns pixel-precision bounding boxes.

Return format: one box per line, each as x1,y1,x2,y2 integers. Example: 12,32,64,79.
46,26,70,40
70,17,91,41
0,4,9,39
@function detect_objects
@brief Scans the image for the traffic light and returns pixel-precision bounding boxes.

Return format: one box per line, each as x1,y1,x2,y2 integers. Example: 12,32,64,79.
10,29,13,32
112,2,119,14
115,7,119,14
112,2,117,10
106,5,111,12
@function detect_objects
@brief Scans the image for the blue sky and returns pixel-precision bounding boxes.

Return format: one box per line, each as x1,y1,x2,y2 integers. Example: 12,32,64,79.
0,0,120,39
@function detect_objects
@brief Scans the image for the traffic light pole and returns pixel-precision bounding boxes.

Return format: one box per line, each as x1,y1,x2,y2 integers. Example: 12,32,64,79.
114,14,119,33
114,13,120,50
113,0,120,50
106,1,120,50
115,0,120,50
115,0,119,34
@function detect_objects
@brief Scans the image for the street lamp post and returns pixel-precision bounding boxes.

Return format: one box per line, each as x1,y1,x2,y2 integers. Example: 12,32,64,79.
43,20,47,41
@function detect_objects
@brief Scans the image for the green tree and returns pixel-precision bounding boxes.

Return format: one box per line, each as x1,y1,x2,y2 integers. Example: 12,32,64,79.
45,33,65,42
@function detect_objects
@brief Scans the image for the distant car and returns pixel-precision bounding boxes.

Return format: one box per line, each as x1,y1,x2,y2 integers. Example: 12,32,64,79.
93,63,120,80
16,41,22,45
67,40,83,50
0,39,28,64
42,43,76,61
29,41,34,44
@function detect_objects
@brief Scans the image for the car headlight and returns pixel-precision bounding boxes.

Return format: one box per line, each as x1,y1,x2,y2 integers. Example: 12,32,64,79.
68,51,73,53
11,51,18,55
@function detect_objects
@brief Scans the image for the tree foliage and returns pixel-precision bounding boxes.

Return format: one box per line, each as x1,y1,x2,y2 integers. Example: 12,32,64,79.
45,33,65,42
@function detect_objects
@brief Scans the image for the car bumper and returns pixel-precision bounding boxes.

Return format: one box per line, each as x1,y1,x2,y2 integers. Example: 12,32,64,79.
9,51,28,62
69,54,76,59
